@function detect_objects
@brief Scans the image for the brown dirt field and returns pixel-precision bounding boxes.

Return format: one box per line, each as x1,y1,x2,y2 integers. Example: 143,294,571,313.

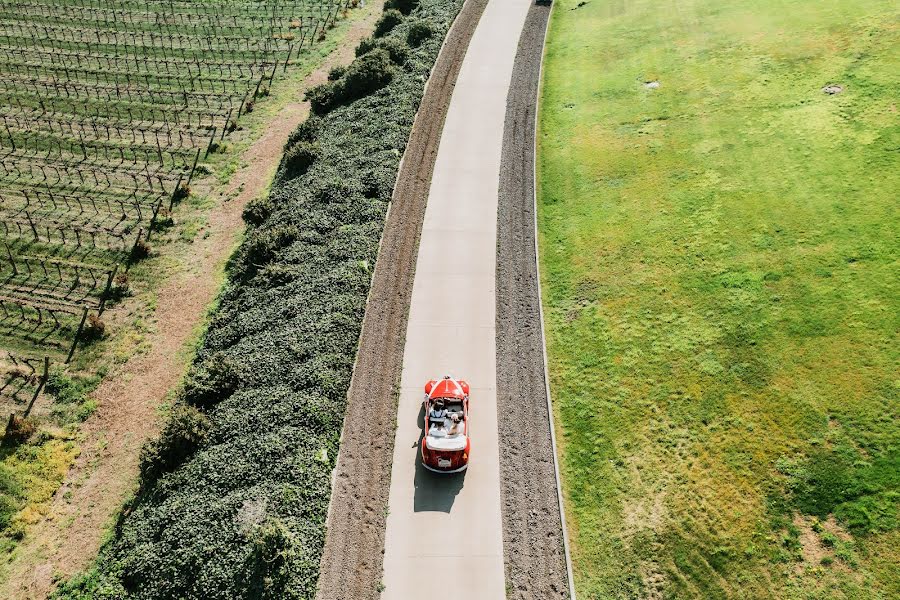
0,7,383,599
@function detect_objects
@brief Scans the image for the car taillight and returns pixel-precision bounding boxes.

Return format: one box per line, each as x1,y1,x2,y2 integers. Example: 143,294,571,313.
462,452,468,461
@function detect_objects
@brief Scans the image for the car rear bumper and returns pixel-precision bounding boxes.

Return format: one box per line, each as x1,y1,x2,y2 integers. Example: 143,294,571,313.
422,461,468,474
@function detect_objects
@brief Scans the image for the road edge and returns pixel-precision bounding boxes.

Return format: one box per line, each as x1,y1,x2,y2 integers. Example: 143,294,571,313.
532,1,577,597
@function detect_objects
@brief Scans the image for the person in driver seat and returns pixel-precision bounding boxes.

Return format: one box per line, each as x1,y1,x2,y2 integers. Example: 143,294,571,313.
429,399,448,436
429,399,448,423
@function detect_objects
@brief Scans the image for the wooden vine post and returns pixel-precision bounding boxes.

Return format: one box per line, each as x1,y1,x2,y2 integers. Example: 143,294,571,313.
187,148,201,184
205,126,218,157
126,228,144,272
146,197,163,241
66,307,90,364
4,241,17,275
24,356,49,418
98,263,119,315
169,173,184,211
221,108,233,141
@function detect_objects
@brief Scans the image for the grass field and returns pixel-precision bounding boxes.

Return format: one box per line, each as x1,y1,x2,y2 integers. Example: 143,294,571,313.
537,0,898,597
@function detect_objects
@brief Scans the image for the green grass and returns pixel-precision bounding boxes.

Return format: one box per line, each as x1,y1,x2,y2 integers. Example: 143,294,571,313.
537,0,898,597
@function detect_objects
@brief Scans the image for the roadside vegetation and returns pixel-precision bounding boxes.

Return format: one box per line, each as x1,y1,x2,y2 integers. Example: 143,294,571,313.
538,0,898,597
54,0,464,597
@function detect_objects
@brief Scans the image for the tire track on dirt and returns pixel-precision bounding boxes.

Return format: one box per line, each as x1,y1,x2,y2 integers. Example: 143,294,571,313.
496,1,575,598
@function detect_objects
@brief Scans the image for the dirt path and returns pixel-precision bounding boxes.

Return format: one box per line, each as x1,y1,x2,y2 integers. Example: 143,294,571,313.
0,8,382,599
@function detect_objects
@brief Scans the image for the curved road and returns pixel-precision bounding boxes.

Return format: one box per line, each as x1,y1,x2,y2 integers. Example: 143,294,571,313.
381,0,532,597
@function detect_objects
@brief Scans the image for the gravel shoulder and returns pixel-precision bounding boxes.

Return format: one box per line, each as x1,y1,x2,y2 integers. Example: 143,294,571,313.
496,1,572,598
313,1,488,598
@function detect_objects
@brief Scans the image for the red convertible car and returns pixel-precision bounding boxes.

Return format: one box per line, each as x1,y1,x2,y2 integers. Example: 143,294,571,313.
421,375,470,473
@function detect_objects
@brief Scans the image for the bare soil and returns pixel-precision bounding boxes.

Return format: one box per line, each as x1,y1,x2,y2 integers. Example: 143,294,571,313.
313,1,488,598
496,1,572,598
795,515,829,567
0,8,383,599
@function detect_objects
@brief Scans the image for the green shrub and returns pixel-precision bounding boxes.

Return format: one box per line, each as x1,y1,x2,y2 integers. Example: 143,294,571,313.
247,520,294,598
375,36,409,65
285,114,323,148
282,141,320,180
243,196,274,227
139,404,210,485
327,65,346,81
354,37,376,57
306,49,394,114
385,0,418,15
256,264,297,289
50,567,126,599
374,9,403,37
407,20,435,47
354,35,410,63
304,83,336,115
180,352,241,410
237,224,301,277
341,48,395,101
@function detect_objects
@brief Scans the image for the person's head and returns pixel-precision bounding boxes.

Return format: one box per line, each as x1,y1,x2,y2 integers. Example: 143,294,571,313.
434,399,444,410
451,413,460,423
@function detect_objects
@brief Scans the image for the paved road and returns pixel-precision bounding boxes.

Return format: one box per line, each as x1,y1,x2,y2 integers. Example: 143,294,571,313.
381,0,531,597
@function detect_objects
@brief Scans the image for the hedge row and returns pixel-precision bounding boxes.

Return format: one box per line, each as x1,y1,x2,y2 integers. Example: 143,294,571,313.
55,0,464,597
